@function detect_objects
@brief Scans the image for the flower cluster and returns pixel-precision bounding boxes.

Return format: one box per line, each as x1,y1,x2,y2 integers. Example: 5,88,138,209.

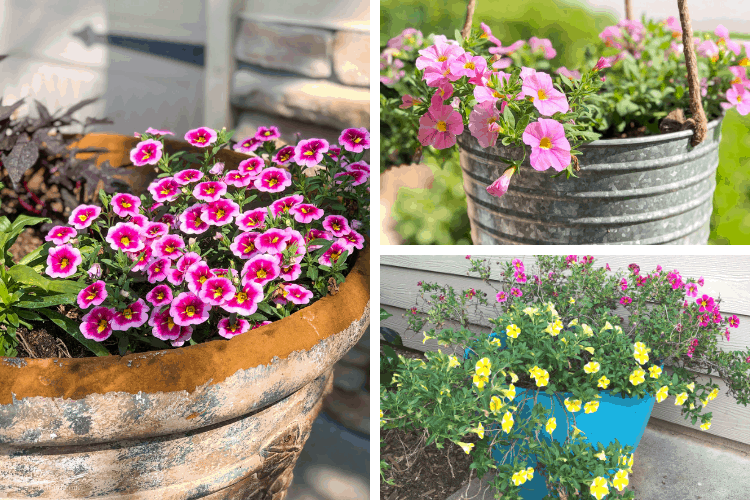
42,125,369,354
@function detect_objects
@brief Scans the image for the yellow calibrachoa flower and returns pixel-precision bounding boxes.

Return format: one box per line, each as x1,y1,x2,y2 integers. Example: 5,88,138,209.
529,366,550,387
523,306,539,317
568,318,579,327
602,321,613,331
506,324,521,339
508,371,519,383
619,453,634,473
569,297,575,304
584,361,601,374
564,398,582,412
655,386,669,403
597,375,611,389
708,388,719,401
583,346,595,354
629,368,646,386
511,469,528,486
524,467,534,481
595,450,606,460
633,342,650,365
700,420,712,431
590,477,609,500
473,422,485,439
476,357,491,376
422,332,433,344
473,374,489,389
448,356,460,368
502,384,517,400
582,324,593,337
545,417,557,434
544,320,563,336
545,301,560,318
584,400,600,414
501,411,514,433
675,392,688,405
649,365,662,378
490,395,503,414
687,382,695,392
613,469,629,491
458,442,474,454
490,338,502,347
614,325,623,334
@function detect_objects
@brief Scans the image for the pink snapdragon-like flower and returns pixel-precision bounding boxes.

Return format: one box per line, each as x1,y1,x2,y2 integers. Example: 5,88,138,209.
130,139,163,167
45,226,77,245
289,203,323,224
217,318,251,339
152,234,185,260
77,281,107,309
522,119,571,172
149,177,181,203
319,241,347,266
416,42,465,71
69,205,101,230
230,231,261,260
273,145,295,165
185,262,215,295
529,37,557,59
418,102,464,149
111,299,150,331
522,72,569,116
201,198,240,226
468,101,501,148
234,136,262,154
224,170,252,188
726,84,750,116
185,127,217,148
339,128,370,153
236,208,267,231
146,284,174,307
147,257,171,284
271,195,304,217
198,277,236,306
222,281,263,315
80,306,115,341
323,215,351,237
487,167,515,198
179,204,210,234
46,244,82,279
285,284,313,305
111,193,141,218
338,230,365,251
170,292,210,326
174,169,204,185
193,181,227,202
256,126,280,142
242,255,280,286
239,157,265,177
294,138,329,167
256,228,289,254
255,168,292,193
105,222,145,253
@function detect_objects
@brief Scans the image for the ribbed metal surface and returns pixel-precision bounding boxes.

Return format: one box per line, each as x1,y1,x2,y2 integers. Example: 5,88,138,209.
458,118,722,245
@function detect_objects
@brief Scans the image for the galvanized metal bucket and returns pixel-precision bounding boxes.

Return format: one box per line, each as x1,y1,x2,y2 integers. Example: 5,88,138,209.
458,117,723,245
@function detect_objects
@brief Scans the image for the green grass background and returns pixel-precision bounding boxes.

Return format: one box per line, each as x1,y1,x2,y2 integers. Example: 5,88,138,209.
382,0,750,245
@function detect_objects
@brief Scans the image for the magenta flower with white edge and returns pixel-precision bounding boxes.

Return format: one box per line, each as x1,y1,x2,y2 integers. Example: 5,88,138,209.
193,181,227,202
238,157,265,177
418,101,464,149
305,228,332,250
241,255,280,286
522,119,572,172
339,128,370,153
143,221,168,241
346,161,370,174
178,204,210,234
131,214,149,227
177,252,202,272
185,127,217,148
293,138,330,168
45,226,77,245
522,72,569,116
149,177,181,203
170,292,210,326
201,198,240,226
170,326,194,347
146,284,174,307
147,257,171,284
323,215,351,238
198,277,236,306
255,126,281,142
230,231,261,260
273,146,295,165
290,204,323,224
222,281,263,315
334,170,368,187
469,101,501,148
129,246,152,272
255,168,292,193
217,318,251,339
105,222,145,253
283,227,307,262
224,170,253,188
111,299,150,331
338,229,365,251
279,262,302,281
77,281,107,309
236,208,267,231
148,308,183,340
69,204,101,230
130,139,164,167
174,169,204,185
185,262,215,295
233,136,262,154
487,168,515,198
319,241,347,267
285,284,313,305
270,195,304,217
80,306,115,341
256,228,289,254
46,244,82,278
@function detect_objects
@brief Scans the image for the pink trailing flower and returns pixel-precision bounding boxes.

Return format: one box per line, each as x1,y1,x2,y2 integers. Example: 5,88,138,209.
193,181,227,202
88,263,102,279
728,315,740,328
620,296,632,306
726,84,750,116
487,167,515,198
556,67,581,80
334,169,368,187
239,157,265,177
399,95,421,109
170,292,210,326
279,262,302,281
185,127,217,148
45,226,77,245
522,72,569,116
143,222,168,240
449,53,488,80
529,37,556,59
77,281,107,309
338,229,365,251
418,101,464,150
686,282,699,297
209,162,225,175
323,215,351,237
146,284,174,307
111,193,141,218
664,16,682,36
147,258,171,284
149,308,185,341
256,126,280,142
174,169,204,185
489,40,525,56
319,241,348,266
620,278,628,291
271,195,304,217
290,203,324,224
522,119,572,172
512,259,524,272
198,277,236,306
515,271,527,284
131,214,149,227
105,222,145,253
201,198,240,226
69,205,101,230
284,228,307,261
149,177,181,203
468,101,501,148
422,61,453,89
178,204,210,234
256,228,289,254
255,168,292,193
294,138,330,167
416,42,465,71
145,127,173,136
339,128,370,153
130,139,163,167
242,255,280,286
80,306,115,341
153,234,185,260
285,284,313,305
129,246,152,273
696,294,715,312
496,291,508,302
222,281,263,315
593,57,612,71
177,252,202,272
234,136,262,154
715,24,742,56
430,83,454,106
697,40,720,59
305,228,332,250
236,208,267,231
111,299,150,331
510,287,523,297
46,244,82,279
273,146,295,165
217,318,251,339
473,72,511,106
224,170,252,188
729,67,750,87
230,231,261,259
185,262,215,295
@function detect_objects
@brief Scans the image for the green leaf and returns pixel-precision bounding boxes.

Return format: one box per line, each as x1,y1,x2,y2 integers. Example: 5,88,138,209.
39,309,110,356
8,265,50,290
307,265,319,281
16,293,77,308
18,242,52,266
47,280,86,294
257,302,275,315
16,309,43,322
503,104,515,129
0,279,10,305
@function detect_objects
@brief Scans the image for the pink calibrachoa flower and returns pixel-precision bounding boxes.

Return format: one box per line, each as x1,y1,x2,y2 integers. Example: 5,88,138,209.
515,271,527,284
449,52,488,80
273,145,295,165
209,162,225,175
185,127,217,148
242,255,280,286
319,241,348,267
334,169,368,187
146,284,174,307
323,215,351,237
279,262,302,281
271,195,303,217
131,214,149,227
594,56,613,72
129,246,152,273
88,263,102,279
522,72,569,116
469,101,501,148
696,294,715,312
285,284,313,305
179,204,210,234
45,225,77,245
487,167,515,198
239,157,265,177
143,221,168,240
256,126,280,142
222,281,263,315
77,281,107,309
224,170,252,188
726,84,750,116
105,222,145,253
496,291,508,302
621,296,633,306
147,258,171,284
418,101,464,149
170,292,210,326
217,318,251,339
80,306,115,341
234,136,262,154
201,198,240,226
198,277,236,306
130,139,163,167
290,204,324,224
230,231,260,260
529,37,557,59
111,299,150,331
255,168,292,193
46,244,82,278
399,95,421,109
686,282,699,297
728,315,740,328
339,128,370,153
510,287,523,297
715,24,742,56
177,252,202,272
416,42,465,71
69,205,101,230
112,193,142,217
512,258,524,272
149,308,184,340
174,169,204,185
153,234,185,260
186,262,215,295
306,228,332,250
284,228,307,261
145,127,173,136
256,228,289,254
193,181,227,202
556,67,581,80
236,208,267,231
339,230,365,251
522,119,572,172
294,138,330,167
149,177,181,203
490,39,525,56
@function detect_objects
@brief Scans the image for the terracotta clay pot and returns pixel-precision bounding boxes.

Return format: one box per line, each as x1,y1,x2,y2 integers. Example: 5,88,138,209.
0,236,370,495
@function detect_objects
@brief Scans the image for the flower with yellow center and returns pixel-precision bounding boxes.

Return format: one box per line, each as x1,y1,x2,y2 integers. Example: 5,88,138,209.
511,469,528,486
473,422,485,439
569,297,575,304
708,388,719,401
582,324,593,337
564,398,582,412
523,306,539,317
649,365,662,378
506,324,521,339
490,395,503,414
490,338,502,347
590,477,609,500
568,318,579,327
457,442,474,454
701,398,708,407
634,346,650,365
544,320,563,336
501,411,514,433
475,357,491,377
655,386,669,403
629,368,646,386
602,321,613,331
529,366,549,387
523,467,534,481
422,332,434,344
584,400,600,414
598,375,611,389
687,382,695,392
675,392,688,405
545,302,559,317
502,384,516,400
545,417,556,434
700,420,712,431
508,371,519,383
473,374,489,390
595,450,606,461
584,361,600,374
613,470,629,492
620,453,634,473
583,346,595,355
448,356,460,368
